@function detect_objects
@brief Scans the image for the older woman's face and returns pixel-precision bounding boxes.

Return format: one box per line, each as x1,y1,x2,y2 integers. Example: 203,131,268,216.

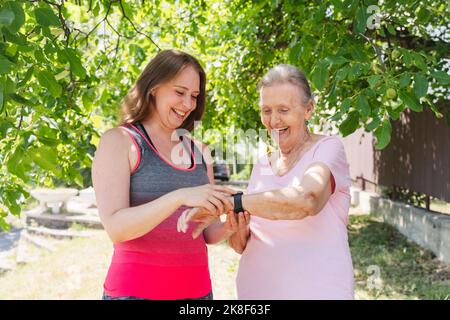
259,83,312,151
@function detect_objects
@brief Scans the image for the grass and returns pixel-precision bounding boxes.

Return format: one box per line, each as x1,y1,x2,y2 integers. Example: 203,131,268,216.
350,215,450,300
0,214,449,300
0,231,112,300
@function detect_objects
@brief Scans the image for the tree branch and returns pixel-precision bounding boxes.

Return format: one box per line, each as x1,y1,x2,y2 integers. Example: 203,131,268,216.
359,33,387,72
118,0,160,50
370,17,450,58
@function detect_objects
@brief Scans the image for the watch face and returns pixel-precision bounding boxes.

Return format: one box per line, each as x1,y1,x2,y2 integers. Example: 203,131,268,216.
233,192,244,213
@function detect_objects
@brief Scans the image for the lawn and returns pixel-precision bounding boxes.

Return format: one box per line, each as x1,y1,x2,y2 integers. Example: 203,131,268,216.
350,215,450,299
0,214,448,300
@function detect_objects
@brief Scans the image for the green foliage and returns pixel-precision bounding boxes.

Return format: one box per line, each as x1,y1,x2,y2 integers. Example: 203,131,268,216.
382,186,429,209
0,0,449,229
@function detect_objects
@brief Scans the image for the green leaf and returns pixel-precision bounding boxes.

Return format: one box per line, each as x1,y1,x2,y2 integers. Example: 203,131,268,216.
92,2,100,16
82,91,93,111
412,53,427,71
36,70,62,98
289,42,302,64
399,73,411,88
350,46,369,62
9,94,36,107
0,8,14,26
387,106,401,120
7,147,28,181
3,1,25,33
61,48,87,79
0,82,4,114
374,120,392,150
365,117,381,132
0,55,15,74
341,97,352,112
339,111,360,137
413,73,428,99
70,169,84,188
34,7,60,27
354,6,367,33
348,63,364,81
401,49,413,67
431,71,450,85
367,75,382,88
356,95,371,117
335,66,349,81
38,126,59,146
427,100,443,118
416,7,431,23
17,65,34,87
55,69,70,80
5,201,20,216
311,61,329,90
4,76,15,94
399,90,423,112
34,49,46,64
0,117,12,138
2,27,27,46
386,24,396,35
0,211,11,232
29,146,59,172
326,55,348,66
5,43,17,56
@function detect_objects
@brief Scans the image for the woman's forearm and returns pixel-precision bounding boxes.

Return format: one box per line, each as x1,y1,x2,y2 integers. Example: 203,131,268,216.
239,186,317,220
203,220,233,244
228,233,247,254
103,190,184,244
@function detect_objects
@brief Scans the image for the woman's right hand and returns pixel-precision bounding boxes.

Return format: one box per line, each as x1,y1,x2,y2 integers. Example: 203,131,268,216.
177,184,236,215
227,210,251,254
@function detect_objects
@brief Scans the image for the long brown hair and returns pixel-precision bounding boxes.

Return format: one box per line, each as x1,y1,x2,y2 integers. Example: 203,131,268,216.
120,49,206,132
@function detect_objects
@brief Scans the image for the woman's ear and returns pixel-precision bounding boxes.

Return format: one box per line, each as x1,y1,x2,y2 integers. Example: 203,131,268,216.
150,85,161,97
148,87,158,102
305,99,314,120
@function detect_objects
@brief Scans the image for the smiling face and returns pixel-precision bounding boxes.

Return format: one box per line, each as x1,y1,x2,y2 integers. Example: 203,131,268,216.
259,82,313,152
150,64,200,131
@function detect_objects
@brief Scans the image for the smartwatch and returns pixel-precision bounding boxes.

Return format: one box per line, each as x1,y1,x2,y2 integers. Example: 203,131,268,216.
232,191,244,213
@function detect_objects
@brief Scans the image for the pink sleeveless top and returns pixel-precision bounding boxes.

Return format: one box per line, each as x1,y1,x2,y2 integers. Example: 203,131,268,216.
103,123,212,299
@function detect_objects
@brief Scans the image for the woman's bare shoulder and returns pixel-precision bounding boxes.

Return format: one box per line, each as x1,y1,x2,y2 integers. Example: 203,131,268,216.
97,127,134,153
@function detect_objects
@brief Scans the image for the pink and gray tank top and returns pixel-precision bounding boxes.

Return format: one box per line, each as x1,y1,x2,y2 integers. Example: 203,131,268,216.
103,122,212,300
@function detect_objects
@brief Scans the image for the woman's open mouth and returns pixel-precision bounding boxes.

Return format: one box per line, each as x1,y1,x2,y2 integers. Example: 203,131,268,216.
171,108,187,121
271,127,289,137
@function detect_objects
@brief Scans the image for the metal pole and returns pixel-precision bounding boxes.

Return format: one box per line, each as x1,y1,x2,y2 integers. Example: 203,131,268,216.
425,195,431,211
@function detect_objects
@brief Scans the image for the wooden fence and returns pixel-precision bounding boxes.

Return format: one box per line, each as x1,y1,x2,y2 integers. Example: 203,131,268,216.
342,108,450,203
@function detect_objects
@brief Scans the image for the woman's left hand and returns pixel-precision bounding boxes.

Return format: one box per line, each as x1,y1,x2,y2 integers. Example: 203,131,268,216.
177,207,222,239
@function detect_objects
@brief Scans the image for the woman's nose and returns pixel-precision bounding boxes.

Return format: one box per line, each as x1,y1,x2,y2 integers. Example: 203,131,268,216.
270,114,280,127
182,95,193,109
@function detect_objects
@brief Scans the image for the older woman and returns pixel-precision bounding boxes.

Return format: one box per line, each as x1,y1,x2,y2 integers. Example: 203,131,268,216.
181,64,354,299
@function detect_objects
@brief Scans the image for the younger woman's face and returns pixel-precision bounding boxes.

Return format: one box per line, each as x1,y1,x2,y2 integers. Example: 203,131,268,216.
151,65,200,130
259,83,312,152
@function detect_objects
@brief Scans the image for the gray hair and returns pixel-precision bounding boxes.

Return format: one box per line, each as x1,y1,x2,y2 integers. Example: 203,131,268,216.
258,64,312,105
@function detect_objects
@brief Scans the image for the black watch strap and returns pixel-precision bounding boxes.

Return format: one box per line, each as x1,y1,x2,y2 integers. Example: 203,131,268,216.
233,191,244,213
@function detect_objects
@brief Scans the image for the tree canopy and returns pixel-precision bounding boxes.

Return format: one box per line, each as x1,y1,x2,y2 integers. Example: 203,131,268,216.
0,0,449,229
